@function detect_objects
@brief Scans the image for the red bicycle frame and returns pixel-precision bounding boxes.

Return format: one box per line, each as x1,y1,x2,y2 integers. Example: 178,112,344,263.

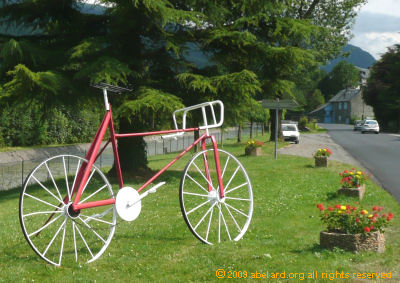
70,105,225,212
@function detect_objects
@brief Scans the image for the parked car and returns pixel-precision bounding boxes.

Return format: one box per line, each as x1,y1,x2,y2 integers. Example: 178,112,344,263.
354,120,363,131
361,120,379,134
282,124,300,144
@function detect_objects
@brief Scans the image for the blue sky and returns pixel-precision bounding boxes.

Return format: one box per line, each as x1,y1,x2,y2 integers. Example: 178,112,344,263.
351,0,400,59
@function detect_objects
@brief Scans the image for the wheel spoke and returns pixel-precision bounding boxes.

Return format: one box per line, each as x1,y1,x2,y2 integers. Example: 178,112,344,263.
81,214,114,226
79,184,108,204
225,182,248,195
224,196,251,201
219,204,231,240
43,218,66,256
192,162,215,191
24,193,62,210
182,192,209,198
187,199,210,215
62,157,70,200
45,162,63,202
71,159,82,197
194,203,217,231
205,205,214,241
185,173,209,193
225,203,248,217
80,169,96,198
78,216,107,244
28,213,63,237
58,220,67,266
72,222,78,262
74,222,94,258
223,203,242,233
23,210,63,217
223,166,240,193
218,204,221,243
31,175,63,203
201,152,214,188
221,156,230,179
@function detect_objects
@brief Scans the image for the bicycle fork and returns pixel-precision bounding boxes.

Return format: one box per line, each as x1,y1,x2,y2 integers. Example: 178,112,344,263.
201,136,225,199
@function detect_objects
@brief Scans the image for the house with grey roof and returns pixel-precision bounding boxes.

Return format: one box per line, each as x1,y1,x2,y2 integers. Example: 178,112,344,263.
309,88,374,124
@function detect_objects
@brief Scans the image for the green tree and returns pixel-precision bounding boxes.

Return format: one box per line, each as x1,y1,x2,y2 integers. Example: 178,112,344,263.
318,61,360,100
307,89,325,112
363,44,400,131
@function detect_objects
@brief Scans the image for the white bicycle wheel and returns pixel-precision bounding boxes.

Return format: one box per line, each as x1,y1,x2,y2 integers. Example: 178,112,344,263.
180,149,253,244
19,155,116,266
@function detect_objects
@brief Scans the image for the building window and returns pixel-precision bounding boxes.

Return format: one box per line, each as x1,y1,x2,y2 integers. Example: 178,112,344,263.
344,102,347,110
338,115,342,122
338,102,342,110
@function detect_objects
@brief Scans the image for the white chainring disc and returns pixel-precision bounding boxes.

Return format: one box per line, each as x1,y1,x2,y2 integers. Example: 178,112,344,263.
116,187,141,221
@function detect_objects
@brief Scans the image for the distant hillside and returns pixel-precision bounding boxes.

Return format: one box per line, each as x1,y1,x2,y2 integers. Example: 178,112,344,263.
322,44,376,72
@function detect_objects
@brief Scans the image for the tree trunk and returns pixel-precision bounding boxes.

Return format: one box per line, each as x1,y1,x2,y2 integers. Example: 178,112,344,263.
108,118,150,177
250,120,254,139
269,109,283,142
262,122,265,136
237,124,242,142
193,129,199,152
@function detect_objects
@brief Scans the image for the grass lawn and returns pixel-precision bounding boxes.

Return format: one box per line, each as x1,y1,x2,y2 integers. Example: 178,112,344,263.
0,137,399,282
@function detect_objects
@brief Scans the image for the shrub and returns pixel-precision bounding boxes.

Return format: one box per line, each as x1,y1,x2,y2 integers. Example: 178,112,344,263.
298,116,308,131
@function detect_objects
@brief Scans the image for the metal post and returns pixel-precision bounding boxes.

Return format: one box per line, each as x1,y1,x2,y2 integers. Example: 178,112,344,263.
274,98,279,160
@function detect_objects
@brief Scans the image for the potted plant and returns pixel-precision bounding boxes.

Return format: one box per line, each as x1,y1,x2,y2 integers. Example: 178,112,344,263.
245,139,264,156
338,168,369,199
317,203,394,252
313,148,332,167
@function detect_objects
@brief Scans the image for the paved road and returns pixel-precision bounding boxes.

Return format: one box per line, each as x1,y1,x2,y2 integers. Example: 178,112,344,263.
321,123,400,203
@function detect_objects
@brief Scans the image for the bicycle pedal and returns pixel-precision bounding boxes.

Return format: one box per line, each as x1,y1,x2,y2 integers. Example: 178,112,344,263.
148,182,166,193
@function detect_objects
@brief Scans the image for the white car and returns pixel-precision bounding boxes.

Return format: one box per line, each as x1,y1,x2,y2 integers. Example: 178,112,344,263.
282,124,300,144
361,120,379,134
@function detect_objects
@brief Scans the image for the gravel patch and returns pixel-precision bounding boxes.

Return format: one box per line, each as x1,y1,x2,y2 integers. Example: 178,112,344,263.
278,133,364,168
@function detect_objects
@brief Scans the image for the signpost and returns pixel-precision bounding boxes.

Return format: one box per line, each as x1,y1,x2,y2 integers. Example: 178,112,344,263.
262,99,298,159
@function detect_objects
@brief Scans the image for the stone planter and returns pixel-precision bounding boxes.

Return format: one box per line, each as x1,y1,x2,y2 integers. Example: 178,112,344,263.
245,147,262,156
314,156,328,167
320,231,385,253
338,185,365,200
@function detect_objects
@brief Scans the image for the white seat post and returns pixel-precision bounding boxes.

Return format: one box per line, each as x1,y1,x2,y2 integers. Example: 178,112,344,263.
103,88,110,111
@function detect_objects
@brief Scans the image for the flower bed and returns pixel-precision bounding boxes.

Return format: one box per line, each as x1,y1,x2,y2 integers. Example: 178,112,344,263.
314,148,332,167
317,204,394,252
245,139,264,156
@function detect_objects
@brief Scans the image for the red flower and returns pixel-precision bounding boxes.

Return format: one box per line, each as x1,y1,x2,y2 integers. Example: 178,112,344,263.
364,227,370,232
317,204,325,211
373,206,378,211
352,206,357,211
328,207,333,211
356,218,360,223
370,226,374,230
346,205,351,210
373,213,378,218
325,213,329,218
335,204,341,209
344,170,348,174
346,210,351,214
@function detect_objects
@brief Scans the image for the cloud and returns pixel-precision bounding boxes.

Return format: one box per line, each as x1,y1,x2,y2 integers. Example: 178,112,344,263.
361,0,400,17
351,32,400,59
351,11,400,59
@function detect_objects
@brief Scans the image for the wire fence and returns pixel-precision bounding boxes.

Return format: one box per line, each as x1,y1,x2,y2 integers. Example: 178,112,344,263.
0,124,263,191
